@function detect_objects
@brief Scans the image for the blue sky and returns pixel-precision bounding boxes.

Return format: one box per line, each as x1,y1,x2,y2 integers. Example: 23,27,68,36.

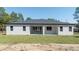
5,7,76,23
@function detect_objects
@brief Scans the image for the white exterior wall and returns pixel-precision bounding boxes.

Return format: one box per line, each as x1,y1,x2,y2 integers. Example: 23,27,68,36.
6,25,30,35
6,24,74,35
58,25,74,35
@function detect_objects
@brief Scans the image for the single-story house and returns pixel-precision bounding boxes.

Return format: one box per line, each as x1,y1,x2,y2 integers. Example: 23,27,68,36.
6,19,75,35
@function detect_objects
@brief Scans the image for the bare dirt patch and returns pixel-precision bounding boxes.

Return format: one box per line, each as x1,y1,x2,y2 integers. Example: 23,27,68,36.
0,43,79,51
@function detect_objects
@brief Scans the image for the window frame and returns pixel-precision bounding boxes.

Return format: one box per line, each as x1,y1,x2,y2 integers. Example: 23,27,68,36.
60,26,63,31
46,26,52,31
23,26,26,31
32,26,42,31
69,26,72,31
10,26,13,31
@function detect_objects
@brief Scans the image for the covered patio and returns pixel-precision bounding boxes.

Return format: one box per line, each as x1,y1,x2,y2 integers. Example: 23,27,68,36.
30,25,58,35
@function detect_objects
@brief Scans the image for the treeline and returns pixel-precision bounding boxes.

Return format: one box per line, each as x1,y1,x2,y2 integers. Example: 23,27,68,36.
0,7,25,32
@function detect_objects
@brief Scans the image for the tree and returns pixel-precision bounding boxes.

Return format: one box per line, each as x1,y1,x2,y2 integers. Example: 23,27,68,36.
0,7,5,15
48,18,60,22
0,7,11,33
74,7,79,19
1,13,11,31
73,7,79,32
0,7,6,22
18,13,24,21
2,13,11,23
26,17,31,20
10,11,19,22
48,18,52,20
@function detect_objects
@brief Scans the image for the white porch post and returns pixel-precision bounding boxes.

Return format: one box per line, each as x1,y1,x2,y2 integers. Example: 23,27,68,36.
58,26,59,35
29,26,31,35
43,26,45,35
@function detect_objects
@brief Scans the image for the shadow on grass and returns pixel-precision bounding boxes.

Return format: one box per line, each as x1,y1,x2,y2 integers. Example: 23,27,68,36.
74,36,79,38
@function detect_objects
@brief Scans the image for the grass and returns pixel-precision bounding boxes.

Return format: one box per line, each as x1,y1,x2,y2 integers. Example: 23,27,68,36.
0,35,79,44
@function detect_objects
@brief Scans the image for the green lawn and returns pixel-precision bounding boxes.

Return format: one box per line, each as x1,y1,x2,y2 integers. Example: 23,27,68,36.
0,35,79,44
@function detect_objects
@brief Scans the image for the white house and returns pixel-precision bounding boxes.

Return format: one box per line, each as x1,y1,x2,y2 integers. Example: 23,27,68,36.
6,19,75,35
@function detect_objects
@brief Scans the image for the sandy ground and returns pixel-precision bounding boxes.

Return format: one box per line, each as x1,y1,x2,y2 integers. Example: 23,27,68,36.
0,43,79,51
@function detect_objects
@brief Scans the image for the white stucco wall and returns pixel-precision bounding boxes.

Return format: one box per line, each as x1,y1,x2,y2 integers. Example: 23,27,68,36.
6,25,30,35
58,25,74,35
6,24,74,35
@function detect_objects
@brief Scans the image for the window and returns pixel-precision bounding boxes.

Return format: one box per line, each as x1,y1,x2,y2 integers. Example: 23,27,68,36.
32,27,42,31
33,27,37,31
46,26,52,31
10,26,13,31
23,26,26,31
69,26,72,31
60,26,63,31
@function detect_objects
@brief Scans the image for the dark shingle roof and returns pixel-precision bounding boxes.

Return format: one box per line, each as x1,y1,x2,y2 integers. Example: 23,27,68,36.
7,19,75,25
